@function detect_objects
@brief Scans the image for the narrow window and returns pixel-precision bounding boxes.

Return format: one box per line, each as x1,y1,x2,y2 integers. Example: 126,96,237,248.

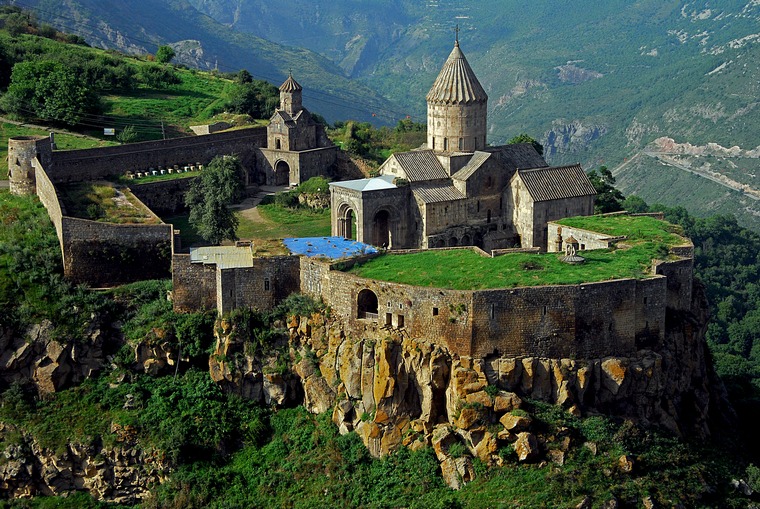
543,305,547,316
643,297,648,305
443,138,448,151
397,315,405,328
398,303,403,310
490,304,495,319
477,200,480,212
264,278,271,291
487,210,492,223
275,139,281,150
458,137,463,150
433,307,439,316
432,137,435,150
609,323,613,332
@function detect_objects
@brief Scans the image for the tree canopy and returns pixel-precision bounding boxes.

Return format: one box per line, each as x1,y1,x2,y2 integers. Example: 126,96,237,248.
507,133,544,156
587,166,624,214
185,156,245,245
155,45,176,64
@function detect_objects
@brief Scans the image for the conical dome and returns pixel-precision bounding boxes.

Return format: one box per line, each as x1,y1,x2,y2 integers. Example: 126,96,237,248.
426,41,489,155
280,74,302,93
426,42,488,105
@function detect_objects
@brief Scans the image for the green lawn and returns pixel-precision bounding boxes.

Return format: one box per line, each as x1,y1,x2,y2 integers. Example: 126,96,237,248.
555,214,686,245
0,123,118,180
349,215,685,290
236,204,331,240
58,182,158,224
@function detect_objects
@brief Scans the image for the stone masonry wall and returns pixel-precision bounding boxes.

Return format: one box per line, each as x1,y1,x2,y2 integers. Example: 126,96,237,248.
49,128,266,184
216,256,301,315
129,178,194,216
172,254,217,313
61,218,173,286
299,256,671,359
546,222,620,253
33,159,65,256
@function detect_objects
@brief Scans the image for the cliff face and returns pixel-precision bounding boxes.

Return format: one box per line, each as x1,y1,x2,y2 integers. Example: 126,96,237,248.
208,279,733,487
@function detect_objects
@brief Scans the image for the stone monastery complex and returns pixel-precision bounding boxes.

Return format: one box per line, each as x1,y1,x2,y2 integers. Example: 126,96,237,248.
7,38,696,362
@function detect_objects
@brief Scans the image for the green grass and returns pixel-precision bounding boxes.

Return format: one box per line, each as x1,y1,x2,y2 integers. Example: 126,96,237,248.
58,182,159,224
555,214,687,245
236,204,332,240
101,69,236,137
0,123,117,180
349,216,685,290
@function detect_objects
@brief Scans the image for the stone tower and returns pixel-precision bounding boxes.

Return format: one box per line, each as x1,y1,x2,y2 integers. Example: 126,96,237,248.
279,72,303,116
426,37,488,154
7,135,53,196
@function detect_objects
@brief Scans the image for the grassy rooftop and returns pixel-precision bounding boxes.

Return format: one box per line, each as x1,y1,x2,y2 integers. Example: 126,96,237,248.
58,182,160,224
347,215,688,290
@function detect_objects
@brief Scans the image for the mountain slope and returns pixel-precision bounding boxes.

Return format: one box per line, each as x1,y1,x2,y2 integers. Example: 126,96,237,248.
24,0,398,123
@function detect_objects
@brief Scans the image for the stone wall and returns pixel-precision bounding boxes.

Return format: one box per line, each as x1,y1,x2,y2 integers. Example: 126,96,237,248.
546,222,622,253
654,257,694,312
49,128,266,184
61,218,173,286
298,257,671,359
33,159,65,256
129,177,195,216
216,256,301,315
531,196,596,251
171,254,217,313
469,277,666,358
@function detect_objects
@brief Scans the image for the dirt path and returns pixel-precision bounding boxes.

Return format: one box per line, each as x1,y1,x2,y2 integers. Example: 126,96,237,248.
230,185,290,223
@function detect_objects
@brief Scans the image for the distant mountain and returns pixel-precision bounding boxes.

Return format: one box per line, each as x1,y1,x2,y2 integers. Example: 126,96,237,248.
22,0,760,228
21,0,398,123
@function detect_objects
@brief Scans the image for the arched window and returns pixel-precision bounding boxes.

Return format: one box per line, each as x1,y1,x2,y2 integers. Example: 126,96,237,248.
357,289,379,320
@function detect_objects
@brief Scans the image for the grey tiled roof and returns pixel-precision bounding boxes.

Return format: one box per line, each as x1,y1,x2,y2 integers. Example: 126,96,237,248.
393,151,449,181
280,75,302,92
452,151,491,181
426,43,488,105
489,143,549,171
517,164,597,202
412,180,465,203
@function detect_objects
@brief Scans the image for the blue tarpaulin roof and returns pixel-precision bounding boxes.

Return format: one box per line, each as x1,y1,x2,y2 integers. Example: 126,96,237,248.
283,237,378,259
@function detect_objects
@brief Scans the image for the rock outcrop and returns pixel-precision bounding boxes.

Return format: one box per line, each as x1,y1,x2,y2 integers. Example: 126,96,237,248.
0,423,168,503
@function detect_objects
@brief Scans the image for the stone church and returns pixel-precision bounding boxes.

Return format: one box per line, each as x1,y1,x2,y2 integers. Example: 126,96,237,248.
329,39,596,251
257,73,337,186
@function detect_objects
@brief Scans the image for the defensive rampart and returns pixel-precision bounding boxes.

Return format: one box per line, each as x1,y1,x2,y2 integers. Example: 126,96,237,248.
47,128,266,184
129,178,194,216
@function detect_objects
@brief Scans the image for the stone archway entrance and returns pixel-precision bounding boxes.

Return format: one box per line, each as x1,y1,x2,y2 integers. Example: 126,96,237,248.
357,289,379,320
373,210,390,247
337,205,357,239
275,160,290,186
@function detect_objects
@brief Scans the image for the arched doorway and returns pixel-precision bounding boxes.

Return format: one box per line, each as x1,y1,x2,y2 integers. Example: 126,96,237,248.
275,160,290,186
337,205,357,239
373,210,390,247
433,239,445,248
448,237,459,247
357,289,378,320
461,234,471,246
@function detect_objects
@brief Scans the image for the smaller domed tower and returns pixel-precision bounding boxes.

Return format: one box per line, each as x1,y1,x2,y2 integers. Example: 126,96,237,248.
279,72,303,116
8,135,52,196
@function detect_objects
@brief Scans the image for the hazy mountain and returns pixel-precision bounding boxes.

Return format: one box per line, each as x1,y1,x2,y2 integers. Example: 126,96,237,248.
22,0,760,227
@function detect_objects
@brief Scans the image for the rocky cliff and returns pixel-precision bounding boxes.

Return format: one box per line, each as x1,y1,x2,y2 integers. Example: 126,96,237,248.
208,280,733,489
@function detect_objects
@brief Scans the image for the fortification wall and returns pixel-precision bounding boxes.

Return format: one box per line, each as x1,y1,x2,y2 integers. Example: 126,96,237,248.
61,218,173,286
33,159,65,256
304,256,671,358
172,254,217,313
654,257,694,312
469,277,666,358
129,178,194,216
216,256,301,315
48,128,266,184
